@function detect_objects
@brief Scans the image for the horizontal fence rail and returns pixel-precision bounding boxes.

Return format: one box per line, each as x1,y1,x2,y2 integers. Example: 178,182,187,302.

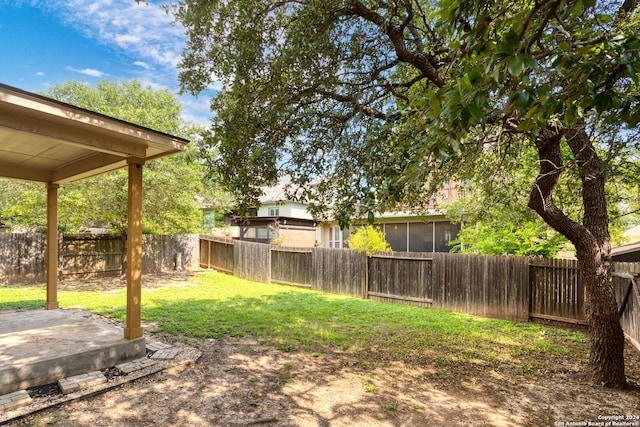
199,236,640,350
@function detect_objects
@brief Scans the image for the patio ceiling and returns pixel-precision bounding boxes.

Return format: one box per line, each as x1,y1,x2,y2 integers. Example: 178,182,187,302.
0,83,188,184
0,82,190,341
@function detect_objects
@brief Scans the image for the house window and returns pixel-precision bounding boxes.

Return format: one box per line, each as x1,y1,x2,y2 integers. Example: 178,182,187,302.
268,207,279,216
329,226,345,248
384,223,408,252
257,227,270,240
409,222,433,252
434,221,462,252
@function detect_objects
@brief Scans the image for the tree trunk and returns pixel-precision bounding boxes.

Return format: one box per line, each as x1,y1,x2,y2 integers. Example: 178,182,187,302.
577,243,625,386
528,123,626,387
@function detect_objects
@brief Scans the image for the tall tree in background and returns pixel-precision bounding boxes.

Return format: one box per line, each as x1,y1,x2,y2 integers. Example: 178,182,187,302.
0,80,231,233
174,0,640,386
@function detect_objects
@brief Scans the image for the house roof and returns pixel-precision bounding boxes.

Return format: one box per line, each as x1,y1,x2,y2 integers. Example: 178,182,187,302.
0,83,188,184
259,184,294,205
612,241,640,257
234,215,317,228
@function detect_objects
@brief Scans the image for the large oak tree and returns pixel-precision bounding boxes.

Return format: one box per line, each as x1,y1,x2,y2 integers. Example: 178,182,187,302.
173,0,640,386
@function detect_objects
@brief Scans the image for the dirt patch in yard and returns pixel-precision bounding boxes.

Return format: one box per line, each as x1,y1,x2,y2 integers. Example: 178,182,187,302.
7,337,640,427
5,271,640,426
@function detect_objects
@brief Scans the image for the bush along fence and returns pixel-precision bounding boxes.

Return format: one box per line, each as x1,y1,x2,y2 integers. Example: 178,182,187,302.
200,236,640,350
0,233,199,284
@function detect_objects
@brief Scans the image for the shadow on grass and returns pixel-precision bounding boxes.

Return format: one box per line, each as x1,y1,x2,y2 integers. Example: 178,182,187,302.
3,279,638,426
0,299,44,311
140,288,590,382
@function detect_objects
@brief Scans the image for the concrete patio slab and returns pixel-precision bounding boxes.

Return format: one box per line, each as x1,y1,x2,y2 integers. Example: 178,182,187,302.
0,309,145,395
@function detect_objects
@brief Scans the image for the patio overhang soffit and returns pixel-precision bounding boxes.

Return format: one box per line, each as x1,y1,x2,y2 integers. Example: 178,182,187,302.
0,83,189,184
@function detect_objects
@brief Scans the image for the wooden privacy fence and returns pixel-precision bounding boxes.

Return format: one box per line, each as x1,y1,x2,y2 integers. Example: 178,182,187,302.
0,233,199,284
0,233,46,284
199,237,367,297
200,236,640,347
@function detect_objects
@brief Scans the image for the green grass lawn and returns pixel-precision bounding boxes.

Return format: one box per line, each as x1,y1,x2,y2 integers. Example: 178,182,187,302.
0,270,589,376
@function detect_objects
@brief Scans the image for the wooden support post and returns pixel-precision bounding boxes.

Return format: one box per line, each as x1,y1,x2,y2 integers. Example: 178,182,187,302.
124,158,145,339
45,183,59,310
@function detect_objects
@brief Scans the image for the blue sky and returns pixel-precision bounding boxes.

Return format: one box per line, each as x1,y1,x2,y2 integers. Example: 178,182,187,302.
0,0,215,124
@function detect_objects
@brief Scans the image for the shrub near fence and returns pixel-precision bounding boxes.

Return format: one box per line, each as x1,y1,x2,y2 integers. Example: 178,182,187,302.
199,236,640,349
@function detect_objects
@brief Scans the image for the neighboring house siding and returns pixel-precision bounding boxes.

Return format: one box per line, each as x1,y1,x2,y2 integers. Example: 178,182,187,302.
288,203,313,219
257,202,313,219
278,227,317,247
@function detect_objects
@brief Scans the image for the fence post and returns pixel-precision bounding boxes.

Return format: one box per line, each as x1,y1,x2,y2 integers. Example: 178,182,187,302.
208,239,212,269
365,254,370,300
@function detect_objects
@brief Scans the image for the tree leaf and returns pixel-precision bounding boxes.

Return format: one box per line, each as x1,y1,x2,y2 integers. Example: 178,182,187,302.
496,30,520,55
594,92,613,113
506,55,525,76
468,104,485,123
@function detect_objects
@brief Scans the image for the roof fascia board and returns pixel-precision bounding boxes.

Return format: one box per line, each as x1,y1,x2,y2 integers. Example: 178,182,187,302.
0,84,189,145
0,161,52,182
0,106,147,158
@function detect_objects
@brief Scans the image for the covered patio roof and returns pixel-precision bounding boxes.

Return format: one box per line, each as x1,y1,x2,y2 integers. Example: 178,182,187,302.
0,83,187,184
0,82,189,341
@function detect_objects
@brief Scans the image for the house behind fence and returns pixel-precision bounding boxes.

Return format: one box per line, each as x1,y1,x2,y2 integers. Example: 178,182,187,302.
0,233,199,284
200,236,640,351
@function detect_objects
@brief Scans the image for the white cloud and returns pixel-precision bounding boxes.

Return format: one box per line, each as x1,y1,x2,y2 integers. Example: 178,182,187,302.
46,0,185,70
179,93,214,126
66,66,108,78
133,61,150,70
114,34,141,45
35,0,221,123
35,71,45,76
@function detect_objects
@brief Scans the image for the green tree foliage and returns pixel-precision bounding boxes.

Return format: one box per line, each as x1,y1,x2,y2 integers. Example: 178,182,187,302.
347,225,392,255
0,80,231,233
449,219,566,257
0,180,46,230
173,0,640,386
444,132,632,255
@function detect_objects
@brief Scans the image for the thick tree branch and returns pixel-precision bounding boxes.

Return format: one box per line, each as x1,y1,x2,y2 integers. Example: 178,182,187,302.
620,0,639,14
564,123,611,248
342,1,446,87
527,126,590,247
313,90,388,120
